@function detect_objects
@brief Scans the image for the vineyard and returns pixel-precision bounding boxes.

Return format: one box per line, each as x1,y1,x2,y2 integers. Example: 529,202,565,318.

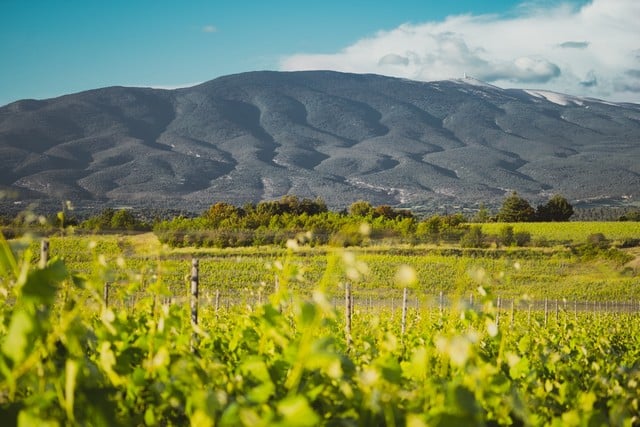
1,230,639,425
480,222,640,244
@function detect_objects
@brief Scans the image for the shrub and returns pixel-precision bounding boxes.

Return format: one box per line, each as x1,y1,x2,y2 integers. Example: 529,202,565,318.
499,225,515,246
514,231,531,247
460,225,485,248
616,238,640,248
329,223,366,247
586,233,609,249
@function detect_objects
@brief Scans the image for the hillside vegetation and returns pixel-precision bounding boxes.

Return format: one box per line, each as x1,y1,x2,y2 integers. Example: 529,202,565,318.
2,71,640,212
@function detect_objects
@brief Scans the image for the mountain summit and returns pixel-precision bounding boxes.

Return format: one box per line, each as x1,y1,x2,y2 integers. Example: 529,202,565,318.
1,71,639,212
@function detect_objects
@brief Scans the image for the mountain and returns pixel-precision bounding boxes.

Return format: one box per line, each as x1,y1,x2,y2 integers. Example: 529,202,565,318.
1,70,639,213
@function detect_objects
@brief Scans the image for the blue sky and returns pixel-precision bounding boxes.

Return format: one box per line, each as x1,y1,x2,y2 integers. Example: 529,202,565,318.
2,0,639,106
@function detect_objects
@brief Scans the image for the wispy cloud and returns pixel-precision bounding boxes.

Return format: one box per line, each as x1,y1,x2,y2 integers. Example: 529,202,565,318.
281,0,640,102
202,25,217,33
558,41,590,49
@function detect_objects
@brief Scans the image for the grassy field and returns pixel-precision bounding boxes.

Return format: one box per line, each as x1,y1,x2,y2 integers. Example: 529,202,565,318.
480,221,640,243
15,226,640,304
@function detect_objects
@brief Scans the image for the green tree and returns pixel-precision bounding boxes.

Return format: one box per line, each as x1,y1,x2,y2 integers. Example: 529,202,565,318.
110,209,137,230
373,205,397,219
416,215,443,243
460,225,485,248
348,200,374,217
471,204,491,223
497,192,535,222
80,208,115,231
499,225,515,246
298,197,328,215
204,202,240,227
536,194,574,221
618,211,640,221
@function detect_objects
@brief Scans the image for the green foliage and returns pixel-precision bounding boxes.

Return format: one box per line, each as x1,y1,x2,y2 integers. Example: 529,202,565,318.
203,202,241,227
255,195,328,217
536,194,574,221
586,233,609,249
348,200,373,217
619,210,640,221
497,192,536,222
373,205,413,220
499,225,515,246
481,221,640,245
154,198,423,248
328,223,367,247
496,193,574,222
495,226,531,247
1,233,639,425
513,231,531,247
110,209,138,230
460,225,485,248
79,208,149,232
471,204,491,223
414,214,468,244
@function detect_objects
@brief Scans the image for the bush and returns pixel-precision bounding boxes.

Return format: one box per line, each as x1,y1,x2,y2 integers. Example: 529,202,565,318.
460,225,485,248
499,225,515,246
586,233,609,249
618,211,640,221
616,238,640,248
329,223,366,247
533,236,550,247
514,231,531,247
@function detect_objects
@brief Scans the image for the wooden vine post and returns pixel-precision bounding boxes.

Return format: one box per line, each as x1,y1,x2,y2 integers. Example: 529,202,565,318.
401,287,408,336
544,298,549,327
274,274,282,313
345,283,352,350
189,258,200,353
103,282,110,308
40,239,49,268
190,258,199,327
510,299,515,326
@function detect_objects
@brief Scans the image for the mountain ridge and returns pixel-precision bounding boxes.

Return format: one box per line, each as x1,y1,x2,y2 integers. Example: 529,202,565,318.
1,70,639,213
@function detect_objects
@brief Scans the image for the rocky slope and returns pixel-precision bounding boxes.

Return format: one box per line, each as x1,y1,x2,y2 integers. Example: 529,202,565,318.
1,70,639,212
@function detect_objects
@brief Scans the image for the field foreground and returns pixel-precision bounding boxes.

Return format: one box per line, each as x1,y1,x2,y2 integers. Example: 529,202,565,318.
0,231,639,425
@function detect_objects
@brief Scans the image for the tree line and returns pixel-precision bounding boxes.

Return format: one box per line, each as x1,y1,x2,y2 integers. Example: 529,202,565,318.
149,193,575,248
492,192,574,222
4,192,637,249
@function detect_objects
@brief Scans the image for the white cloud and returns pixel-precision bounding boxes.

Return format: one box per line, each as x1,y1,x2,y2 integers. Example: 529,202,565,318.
378,53,410,66
202,25,217,33
280,0,640,102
